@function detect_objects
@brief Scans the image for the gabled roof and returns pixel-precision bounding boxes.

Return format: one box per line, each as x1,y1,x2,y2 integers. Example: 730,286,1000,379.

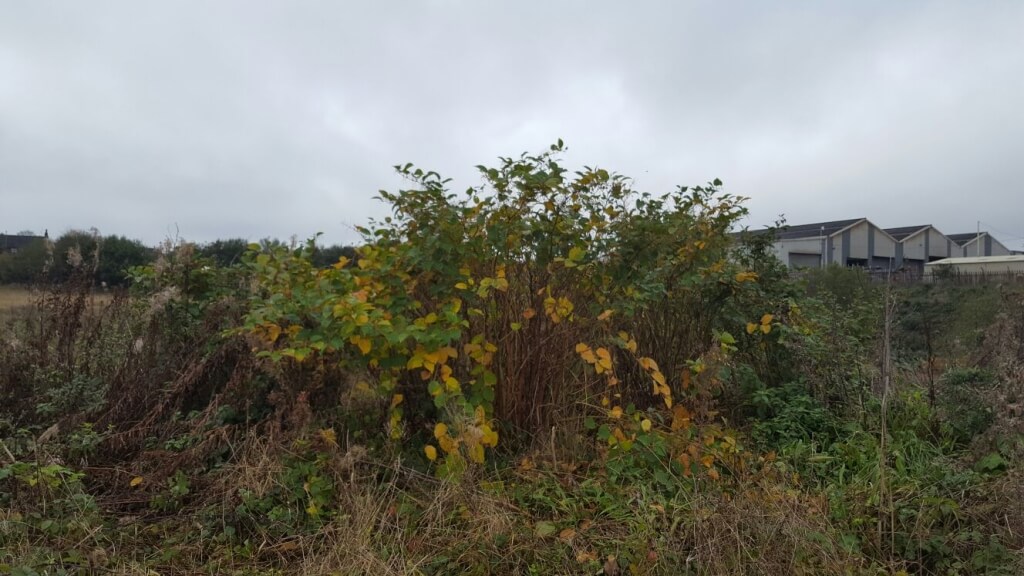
948,232,991,246
884,225,931,242
0,234,45,251
770,218,866,240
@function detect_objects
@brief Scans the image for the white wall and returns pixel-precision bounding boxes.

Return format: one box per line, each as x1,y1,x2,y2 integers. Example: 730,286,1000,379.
928,229,952,259
848,221,869,260
772,237,822,267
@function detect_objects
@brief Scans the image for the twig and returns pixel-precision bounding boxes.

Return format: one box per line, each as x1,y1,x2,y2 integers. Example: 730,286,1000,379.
0,437,16,464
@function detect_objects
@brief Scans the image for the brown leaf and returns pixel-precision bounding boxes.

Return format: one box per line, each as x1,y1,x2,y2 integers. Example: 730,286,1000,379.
603,555,621,576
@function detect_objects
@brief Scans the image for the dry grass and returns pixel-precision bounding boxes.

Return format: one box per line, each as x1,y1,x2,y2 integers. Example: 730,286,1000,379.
0,285,34,310
0,284,114,321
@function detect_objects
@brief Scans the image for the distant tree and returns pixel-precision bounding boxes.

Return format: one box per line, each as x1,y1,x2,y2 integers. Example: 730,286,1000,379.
258,237,289,252
0,237,49,284
48,230,100,283
96,235,154,287
47,231,153,287
198,238,249,267
311,244,357,268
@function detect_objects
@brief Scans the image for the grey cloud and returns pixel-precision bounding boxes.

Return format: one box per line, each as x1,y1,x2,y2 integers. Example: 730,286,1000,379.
1,1,1022,249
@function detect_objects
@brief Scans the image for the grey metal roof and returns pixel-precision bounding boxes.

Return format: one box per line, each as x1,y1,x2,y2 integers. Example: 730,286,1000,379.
947,232,987,246
765,218,865,240
926,255,1024,266
884,225,931,242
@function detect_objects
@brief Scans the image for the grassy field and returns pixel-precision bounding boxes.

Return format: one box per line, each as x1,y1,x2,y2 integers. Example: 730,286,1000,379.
0,285,34,310
0,285,114,322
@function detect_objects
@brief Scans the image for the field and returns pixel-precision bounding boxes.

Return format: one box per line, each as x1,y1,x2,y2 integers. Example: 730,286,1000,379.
0,285,33,309
0,284,112,316
2,152,1023,575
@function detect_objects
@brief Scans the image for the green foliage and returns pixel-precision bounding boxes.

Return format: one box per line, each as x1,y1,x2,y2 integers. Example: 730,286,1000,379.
750,382,838,447
938,368,995,446
233,445,336,539
197,238,250,267
1,145,1022,575
0,237,49,284
240,143,755,473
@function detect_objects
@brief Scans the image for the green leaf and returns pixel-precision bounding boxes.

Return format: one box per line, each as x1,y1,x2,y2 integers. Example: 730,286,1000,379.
976,452,1007,473
534,521,557,538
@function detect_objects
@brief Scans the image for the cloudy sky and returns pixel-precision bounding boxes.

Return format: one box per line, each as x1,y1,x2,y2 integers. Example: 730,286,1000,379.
2,1,1023,249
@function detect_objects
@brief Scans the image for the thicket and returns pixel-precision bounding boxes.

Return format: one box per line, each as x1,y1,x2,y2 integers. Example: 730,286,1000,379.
1,145,1022,575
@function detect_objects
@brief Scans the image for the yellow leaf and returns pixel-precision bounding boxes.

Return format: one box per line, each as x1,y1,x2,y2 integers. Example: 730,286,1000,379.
438,434,458,454
576,343,597,365
597,309,613,321
609,406,623,419
701,454,715,468
600,396,610,407
129,476,144,487
444,376,460,392
651,370,666,388
455,282,468,290
424,445,437,461
595,348,613,372
760,323,772,334
522,307,537,320
707,467,721,481
734,270,759,282
519,457,535,471
760,313,774,325
319,428,338,446
640,419,652,432
390,394,404,409
481,425,499,447
559,527,577,541
265,323,281,343
349,335,372,355
746,322,758,335
434,422,448,439
638,357,659,372
469,442,485,464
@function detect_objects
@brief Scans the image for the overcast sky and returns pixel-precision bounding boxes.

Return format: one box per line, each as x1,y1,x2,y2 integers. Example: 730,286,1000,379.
2,1,1023,250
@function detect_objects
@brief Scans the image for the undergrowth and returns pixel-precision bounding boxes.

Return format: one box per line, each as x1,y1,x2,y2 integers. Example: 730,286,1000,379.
1,145,1022,575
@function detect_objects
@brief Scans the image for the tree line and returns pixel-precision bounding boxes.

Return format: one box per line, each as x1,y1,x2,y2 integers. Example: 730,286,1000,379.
0,232,354,287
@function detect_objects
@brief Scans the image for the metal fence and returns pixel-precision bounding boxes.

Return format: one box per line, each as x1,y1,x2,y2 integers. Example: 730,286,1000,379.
864,269,1024,285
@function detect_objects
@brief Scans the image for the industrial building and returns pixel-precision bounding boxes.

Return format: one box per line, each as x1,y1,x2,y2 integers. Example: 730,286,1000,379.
947,232,1012,257
924,255,1024,281
759,218,898,269
751,218,1018,271
883,225,956,272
